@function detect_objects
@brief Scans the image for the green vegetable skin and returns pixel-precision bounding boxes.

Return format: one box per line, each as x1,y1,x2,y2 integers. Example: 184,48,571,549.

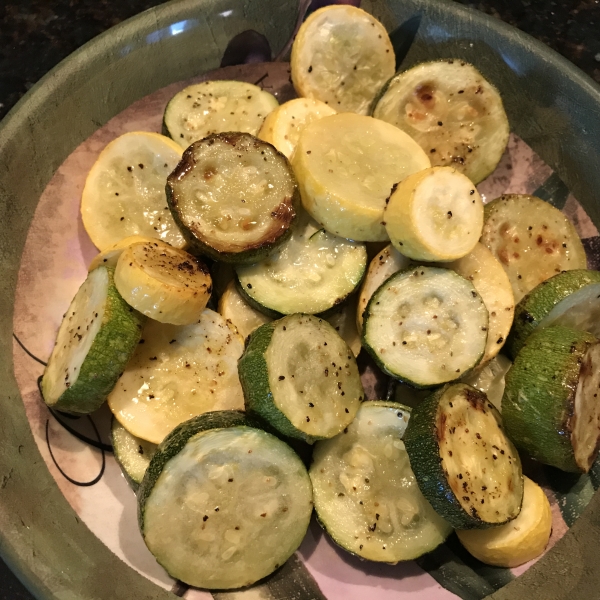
503,326,600,473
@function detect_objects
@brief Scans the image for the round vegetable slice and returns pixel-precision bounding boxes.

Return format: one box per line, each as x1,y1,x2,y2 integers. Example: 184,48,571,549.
372,60,509,184
218,280,273,340
290,5,395,115
163,80,279,148
138,411,313,589
239,314,364,443
166,132,299,264
324,296,362,357
384,166,483,261
81,132,185,251
108,310,245,444
480,194,587,303
87,235,157,272
41,266,145,414
403,383,524,529
292,113,431,241
502,326,600,473
507,269,600,358
310,401,452,562
114,240,212,325
456,476,552,567
258,97,336,159
362,267,488,387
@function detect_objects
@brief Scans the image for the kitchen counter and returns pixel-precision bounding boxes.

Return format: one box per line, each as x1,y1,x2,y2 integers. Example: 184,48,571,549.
0,0,599,598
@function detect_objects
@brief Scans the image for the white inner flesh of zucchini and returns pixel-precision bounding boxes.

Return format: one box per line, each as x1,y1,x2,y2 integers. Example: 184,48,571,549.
165,81,278,148
311,404,451,562
266,316,362,438
540,283,600,336
174,138,295,252
462,354,512,412
411,169,483,257
365,268,488,386
107,310,244,444
237,221,366,315
481,195,587,302
83,135,184,250
42,268,108,404
373,61,509,183
143,427,313,589
572,342,600,471
437,387,523,524
112,420,156,485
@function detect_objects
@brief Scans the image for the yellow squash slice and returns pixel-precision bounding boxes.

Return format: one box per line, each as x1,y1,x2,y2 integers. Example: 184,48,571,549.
87,235,157,272
218,280,272,340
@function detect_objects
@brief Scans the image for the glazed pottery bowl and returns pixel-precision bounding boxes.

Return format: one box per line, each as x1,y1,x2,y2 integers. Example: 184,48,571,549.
2,1,600,599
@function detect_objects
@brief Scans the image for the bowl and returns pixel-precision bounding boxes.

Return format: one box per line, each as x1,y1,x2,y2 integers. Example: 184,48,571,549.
2,1,600,599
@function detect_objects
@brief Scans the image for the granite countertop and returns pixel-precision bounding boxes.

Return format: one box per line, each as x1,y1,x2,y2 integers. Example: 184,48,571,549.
1,0,599,598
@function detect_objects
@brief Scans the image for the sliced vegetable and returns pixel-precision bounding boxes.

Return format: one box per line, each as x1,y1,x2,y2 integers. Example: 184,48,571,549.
258,97,336,159
292,113,431,241
114,240,211,325
461,354,512,412
384,166,483,262
324,296,362,357
138,411,313,589
290,5,395,115
480,194,587,302
362,267,488,388
372,60,509,184
107,310,244,444
236,216,367,317
41,266,145,414
218,280,273,340
502,326,600,473
403,383,524,529
239,314,364,443
111,418,157,491
88,235,157,272
163,80,278,148
456,476,552,567
507,269,600,358
310,401,452,562
166,132,299,264
81,132,185,251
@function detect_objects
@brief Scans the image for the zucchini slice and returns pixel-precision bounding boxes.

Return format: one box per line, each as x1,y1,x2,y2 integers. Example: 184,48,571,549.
258,97,336,159
138,411,313,589
87,235,157,272
324,296,362,358
107,309,245,444
403,383,524,529
166,132,299,264
41,266,145,414
384,166,484,262
236,215,367,317
456,476,552,568
310,401,452,562
507,269,600,358
111,419,157,491
372,60,509,184
163,80,278,148
290,5,395,115
238,314,364,443
114,240,212,325
362,267,488,388
81,132,185,251
480,194,587,302
218,280,273,340
357,244,411,334
502,326,600,473
461,354,512,412
292,113,431,241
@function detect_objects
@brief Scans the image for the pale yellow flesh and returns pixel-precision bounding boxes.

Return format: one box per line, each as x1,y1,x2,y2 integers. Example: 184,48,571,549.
461,354,512,412
373,60,509,184
325,297,362,358
114,241,211,325
218,280,272,340
293,113,431,241
258,98,336,159
143,428,313,589
108,310,244,444
88,235,157,272
165,80,279,148
291,5,395,115
81,132,185,251
311,404,452,562
384,166,483,261
457,476,551,567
